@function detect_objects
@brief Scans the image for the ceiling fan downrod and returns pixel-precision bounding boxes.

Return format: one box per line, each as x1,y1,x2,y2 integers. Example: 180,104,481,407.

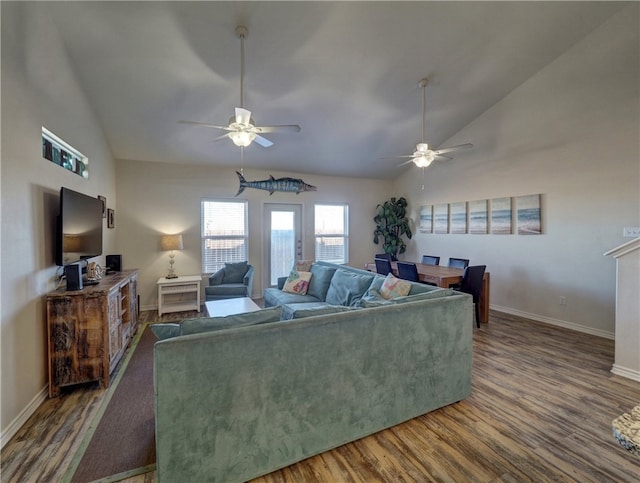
236,25,248,109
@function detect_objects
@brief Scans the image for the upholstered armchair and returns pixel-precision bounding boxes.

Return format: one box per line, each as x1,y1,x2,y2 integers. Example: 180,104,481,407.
205,261,255,301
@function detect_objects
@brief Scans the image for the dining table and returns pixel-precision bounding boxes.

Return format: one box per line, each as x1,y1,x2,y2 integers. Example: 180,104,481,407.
364,261,490,324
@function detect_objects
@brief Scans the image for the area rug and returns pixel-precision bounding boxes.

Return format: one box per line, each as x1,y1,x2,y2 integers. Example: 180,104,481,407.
63,324,157,483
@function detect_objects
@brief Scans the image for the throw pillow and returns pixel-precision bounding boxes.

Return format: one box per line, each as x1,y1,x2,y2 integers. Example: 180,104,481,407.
222,261,248,284
294,259,314,272
307,264,337,300
282,270,313,295
379,273,411,300
325,269,375,307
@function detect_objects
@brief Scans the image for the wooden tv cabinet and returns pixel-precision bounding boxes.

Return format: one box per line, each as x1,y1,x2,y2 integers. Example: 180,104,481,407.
46,269,138,397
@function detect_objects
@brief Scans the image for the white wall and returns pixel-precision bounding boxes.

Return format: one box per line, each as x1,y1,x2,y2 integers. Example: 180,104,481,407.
116,160,392,308
1,3,118,444
396,5,639,337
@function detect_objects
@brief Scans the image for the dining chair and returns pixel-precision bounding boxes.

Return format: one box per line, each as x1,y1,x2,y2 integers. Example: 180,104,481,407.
374,257,393,276
397,261,420,282
448,257,470,269
375,253,393,262
421,255,440,266
456,265,486,328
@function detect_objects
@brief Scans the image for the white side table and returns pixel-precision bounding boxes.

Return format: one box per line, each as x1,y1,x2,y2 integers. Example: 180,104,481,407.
157,275,202,316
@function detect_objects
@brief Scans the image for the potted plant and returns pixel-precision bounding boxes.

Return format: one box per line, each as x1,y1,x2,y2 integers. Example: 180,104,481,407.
373,197,413,259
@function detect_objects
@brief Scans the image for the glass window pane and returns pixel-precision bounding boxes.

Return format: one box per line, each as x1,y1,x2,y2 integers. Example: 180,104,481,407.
314,203,348,264
271,212,295,285
201,200,248,273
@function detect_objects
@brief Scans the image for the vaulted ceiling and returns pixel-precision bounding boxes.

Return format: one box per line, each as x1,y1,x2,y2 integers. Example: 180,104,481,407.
43,1,624,179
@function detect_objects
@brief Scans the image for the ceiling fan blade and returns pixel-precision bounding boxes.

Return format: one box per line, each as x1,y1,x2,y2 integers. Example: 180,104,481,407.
253,134,274,148
398,159,416,167
178,120,231,131
211,133,231,143
435,154,453,160
384,154,416,159
235,107,252,126
254,124,301,134
434,143,473,155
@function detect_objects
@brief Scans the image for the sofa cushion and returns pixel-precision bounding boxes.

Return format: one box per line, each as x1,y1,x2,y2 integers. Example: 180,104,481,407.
150,306,282,340
263,287,322,307
150,323,181,340
282,270,313,295
358,287,454,307
205,283,247,297
325,268,375,307
280,302,356,320
379,273,411,299
222,261,249,284
307,264,337,300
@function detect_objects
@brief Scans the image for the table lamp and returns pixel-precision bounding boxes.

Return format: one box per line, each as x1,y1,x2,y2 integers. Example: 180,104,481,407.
160,234,184,279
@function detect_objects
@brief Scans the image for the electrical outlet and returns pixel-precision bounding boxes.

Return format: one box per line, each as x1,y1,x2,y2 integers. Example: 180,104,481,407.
623,227,640,237
559,296,567,306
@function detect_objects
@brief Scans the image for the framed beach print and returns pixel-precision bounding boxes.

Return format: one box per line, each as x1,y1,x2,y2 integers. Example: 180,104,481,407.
469,199,488,234
450,202,467,234
491,197,512,234
433,204,449,234
107,208,115,229
517,194,542,235
419,205,433,233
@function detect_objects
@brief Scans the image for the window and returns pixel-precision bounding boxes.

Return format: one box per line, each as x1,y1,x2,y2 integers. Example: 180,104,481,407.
201,200,248,273
314,203,349,264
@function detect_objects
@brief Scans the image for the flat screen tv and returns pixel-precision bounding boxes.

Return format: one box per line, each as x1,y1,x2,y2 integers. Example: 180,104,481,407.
56,187,103,266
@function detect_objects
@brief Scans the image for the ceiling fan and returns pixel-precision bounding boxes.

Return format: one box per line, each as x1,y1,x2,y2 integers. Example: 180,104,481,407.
179,25,301,148
394,78,472,168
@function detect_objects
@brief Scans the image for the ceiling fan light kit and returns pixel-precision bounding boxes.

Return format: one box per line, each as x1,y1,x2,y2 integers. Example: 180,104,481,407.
179,25,300,149
393,78,473,169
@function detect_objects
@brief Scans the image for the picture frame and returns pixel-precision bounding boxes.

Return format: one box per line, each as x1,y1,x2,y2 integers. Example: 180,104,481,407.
517,194,542,235
469,199,488,234
98,195,107,218
107,208,115,229
491,197,512,234
450,202,467,234
433,204,449,234
419,205,433,233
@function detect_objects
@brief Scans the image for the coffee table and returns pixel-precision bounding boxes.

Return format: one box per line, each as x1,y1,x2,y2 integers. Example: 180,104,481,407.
204,297,261,317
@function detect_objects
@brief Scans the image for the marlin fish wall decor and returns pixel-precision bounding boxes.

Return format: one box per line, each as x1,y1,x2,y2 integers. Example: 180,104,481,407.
235,171,317,196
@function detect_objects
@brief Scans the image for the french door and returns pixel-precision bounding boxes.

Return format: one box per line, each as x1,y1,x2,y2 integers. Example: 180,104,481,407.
263,204,302,289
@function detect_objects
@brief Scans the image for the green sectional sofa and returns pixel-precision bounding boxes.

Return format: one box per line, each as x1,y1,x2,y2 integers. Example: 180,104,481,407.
154,262,473,482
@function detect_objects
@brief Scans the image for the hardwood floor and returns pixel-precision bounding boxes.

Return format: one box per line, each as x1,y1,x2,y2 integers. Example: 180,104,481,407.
2,310,639,482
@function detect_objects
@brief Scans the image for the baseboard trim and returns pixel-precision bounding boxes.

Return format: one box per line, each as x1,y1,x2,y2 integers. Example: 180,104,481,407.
491,305,615,340
611,364,640,382
1,385,48,449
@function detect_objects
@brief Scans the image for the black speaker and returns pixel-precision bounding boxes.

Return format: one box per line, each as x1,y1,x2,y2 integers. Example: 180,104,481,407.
64,264,83,291
106,254,122,272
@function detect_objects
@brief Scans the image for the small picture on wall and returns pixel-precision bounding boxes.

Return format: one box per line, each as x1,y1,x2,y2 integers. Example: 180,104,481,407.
517,194,542,235
107,208,115,229
419,205,433,233
98,195,107,218
450,202,467,234
491,197,512,234
433,204,449,234
469,199,488,234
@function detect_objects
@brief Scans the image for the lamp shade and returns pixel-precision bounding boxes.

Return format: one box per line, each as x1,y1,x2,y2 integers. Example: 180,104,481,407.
160,234,184,251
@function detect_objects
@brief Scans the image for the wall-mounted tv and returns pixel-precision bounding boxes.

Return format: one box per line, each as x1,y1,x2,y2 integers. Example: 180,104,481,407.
56,187,103,266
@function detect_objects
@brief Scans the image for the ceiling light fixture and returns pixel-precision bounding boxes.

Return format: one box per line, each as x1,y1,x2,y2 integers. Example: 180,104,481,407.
229,130,256,147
